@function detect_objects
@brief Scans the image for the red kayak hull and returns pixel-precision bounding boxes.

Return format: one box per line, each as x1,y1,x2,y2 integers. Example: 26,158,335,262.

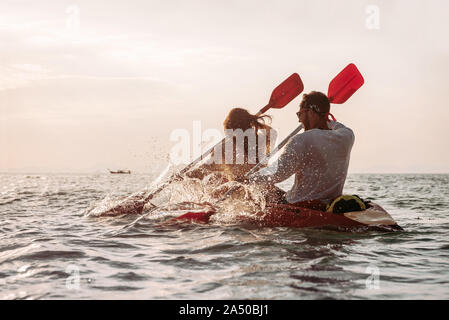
170,203,401,231
241,203,366,229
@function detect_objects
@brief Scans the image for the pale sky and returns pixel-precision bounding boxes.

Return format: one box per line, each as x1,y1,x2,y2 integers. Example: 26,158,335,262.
1,0,449,173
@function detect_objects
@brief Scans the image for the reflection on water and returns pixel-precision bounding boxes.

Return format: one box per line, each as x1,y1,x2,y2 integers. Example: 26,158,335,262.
1,173,449,299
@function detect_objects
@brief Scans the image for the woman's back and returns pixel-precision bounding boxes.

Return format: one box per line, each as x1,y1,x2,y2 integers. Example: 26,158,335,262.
186,107,276,181
219,127,276,181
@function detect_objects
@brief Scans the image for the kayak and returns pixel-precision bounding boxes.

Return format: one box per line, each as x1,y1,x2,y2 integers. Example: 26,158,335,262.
170,202,402,231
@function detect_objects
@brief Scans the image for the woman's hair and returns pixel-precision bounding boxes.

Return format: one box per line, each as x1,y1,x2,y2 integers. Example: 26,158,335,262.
299,91,330,115
223,108,272,131
221,108,273,168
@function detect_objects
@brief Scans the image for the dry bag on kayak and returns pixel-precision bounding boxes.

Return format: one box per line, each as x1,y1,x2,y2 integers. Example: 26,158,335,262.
326,195,369,214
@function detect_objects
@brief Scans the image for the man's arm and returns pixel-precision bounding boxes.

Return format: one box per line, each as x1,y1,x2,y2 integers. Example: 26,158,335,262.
250,136,304,184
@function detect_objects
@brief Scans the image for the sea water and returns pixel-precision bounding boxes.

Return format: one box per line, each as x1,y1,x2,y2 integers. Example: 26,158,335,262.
1,173,448,299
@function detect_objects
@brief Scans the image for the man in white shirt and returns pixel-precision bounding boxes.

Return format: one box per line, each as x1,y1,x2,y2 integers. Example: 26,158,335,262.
250,91,355,210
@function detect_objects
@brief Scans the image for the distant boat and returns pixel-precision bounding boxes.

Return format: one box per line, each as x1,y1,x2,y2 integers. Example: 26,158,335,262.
108,169,131,174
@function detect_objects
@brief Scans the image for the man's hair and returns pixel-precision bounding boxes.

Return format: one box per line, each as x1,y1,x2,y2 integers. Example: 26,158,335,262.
299,91,330,115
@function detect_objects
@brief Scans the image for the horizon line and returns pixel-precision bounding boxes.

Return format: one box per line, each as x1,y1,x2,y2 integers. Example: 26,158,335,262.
1,171,449,175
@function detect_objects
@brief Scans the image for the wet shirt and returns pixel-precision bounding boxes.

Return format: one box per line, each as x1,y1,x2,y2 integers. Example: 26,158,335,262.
251,121,354,203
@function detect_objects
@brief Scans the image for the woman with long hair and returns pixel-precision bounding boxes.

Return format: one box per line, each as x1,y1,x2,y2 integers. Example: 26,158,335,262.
186,108,276,182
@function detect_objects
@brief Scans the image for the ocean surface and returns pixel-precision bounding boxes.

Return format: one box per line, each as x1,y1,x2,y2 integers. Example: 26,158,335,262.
1,173,449,299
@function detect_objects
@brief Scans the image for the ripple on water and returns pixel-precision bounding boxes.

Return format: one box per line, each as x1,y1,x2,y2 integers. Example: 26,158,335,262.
21,250,86,262
109,271,150,281
68,239,140,249
89,285,142,292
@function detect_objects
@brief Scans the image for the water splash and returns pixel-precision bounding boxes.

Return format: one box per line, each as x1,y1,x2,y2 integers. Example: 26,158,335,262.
86,170,268,226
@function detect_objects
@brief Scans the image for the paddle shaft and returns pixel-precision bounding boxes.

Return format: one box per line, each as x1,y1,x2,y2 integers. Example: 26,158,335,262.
256,103,271,116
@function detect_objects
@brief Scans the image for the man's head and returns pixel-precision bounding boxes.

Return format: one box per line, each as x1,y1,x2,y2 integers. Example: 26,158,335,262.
297,91,331,130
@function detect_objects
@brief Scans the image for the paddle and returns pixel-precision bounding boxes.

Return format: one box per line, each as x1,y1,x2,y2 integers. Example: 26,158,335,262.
89,73,304,217
328,63,364,104
173,63,364,223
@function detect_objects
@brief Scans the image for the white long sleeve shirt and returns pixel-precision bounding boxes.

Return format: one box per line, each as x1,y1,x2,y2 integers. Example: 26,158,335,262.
251,121,355,204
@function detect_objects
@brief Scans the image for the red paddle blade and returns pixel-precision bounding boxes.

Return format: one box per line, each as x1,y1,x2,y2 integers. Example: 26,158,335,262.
259,73,304,114
328,63,364,104
270,73,304,108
